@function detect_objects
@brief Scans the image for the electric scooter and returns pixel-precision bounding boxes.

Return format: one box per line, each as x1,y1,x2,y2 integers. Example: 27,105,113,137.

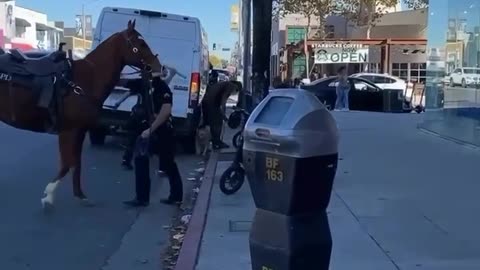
219,107,250,195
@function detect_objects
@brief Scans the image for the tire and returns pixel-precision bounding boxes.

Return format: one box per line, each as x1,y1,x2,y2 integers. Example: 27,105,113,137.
89,127,107,146
219,165,245,195
232,131,243,149
449,78,454,87
462,79,467,88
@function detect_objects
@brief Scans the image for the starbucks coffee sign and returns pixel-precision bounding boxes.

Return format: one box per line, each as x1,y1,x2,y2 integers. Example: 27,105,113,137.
314,44,369,64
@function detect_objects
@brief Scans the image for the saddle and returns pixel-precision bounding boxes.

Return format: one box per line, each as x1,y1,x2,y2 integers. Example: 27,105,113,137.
0,47,71,132
4,49,67,76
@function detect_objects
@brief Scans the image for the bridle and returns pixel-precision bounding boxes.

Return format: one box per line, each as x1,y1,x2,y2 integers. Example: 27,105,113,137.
65,31,159,98
122,31,158,76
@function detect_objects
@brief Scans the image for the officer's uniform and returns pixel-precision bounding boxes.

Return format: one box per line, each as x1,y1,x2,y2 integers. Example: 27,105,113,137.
124,76,183,207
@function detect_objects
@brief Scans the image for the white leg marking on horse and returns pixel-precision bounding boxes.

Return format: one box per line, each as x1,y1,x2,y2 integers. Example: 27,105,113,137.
41,180,60,208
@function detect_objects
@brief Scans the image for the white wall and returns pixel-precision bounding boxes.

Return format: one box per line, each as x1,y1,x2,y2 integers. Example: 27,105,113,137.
12,6,47,47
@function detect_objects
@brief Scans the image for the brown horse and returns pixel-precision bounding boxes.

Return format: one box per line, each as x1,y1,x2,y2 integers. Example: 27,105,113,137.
0,20,162,209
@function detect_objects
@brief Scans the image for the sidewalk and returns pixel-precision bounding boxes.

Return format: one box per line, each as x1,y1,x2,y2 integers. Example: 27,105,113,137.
184,111,480,270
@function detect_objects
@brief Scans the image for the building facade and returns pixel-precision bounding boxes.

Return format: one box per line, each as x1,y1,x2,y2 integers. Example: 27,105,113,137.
420,0,480,146
0,1,62,51
271,3,427,83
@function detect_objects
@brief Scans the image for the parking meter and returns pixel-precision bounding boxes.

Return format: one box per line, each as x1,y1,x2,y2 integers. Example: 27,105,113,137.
243,89,339,270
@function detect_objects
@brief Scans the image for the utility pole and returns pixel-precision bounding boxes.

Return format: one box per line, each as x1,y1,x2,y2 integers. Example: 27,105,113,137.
251,0,272,105
82,4,86,49
241,0,252,110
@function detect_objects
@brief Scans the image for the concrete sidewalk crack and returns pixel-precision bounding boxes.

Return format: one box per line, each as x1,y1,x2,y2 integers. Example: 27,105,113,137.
333,190,401,270
99,210,142,270
423,214,449,235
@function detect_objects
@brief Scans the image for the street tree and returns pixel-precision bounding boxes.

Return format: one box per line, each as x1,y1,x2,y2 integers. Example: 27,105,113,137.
403,0,429,9
274,0,336,76
336,0,398,39
209,54,222,68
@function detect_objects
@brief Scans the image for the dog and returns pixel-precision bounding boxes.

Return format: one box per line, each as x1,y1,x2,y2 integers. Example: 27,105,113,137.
196,126,211,156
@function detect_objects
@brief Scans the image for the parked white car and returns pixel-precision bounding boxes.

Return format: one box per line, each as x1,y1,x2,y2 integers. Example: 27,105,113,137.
350,73,413,100
447,67,480,88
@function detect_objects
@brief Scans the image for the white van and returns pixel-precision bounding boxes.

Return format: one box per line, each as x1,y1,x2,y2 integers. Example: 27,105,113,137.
89,7,209,153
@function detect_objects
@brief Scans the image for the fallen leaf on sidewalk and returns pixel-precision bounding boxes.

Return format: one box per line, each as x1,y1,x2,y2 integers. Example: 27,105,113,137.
181,214,192,224
193,187,200,194
173,233,184,240
199,176,204,181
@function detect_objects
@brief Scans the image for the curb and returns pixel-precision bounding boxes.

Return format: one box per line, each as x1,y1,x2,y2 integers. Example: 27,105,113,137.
174,151,219,270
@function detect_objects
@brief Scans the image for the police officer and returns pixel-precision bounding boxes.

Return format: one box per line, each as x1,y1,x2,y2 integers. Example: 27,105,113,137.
123,75,183,207
201,80,242,149
121,78,148,170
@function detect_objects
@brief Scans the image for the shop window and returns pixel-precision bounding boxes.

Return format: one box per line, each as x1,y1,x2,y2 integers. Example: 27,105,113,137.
15,26,26,38
392,63,408,81
366,63,380,73
410,62,426,83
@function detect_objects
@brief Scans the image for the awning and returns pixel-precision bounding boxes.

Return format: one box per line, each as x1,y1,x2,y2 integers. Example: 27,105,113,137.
15,18,31,27
10,42,34,51
36,22,55,31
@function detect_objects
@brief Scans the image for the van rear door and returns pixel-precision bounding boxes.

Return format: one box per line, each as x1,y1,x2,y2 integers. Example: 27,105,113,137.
146,15,198,118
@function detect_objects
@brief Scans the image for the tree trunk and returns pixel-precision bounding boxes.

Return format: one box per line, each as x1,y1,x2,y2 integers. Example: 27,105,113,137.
366,25,372,39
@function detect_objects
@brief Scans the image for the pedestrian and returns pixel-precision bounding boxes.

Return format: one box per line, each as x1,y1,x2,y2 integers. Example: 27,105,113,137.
123,75,183,207
201,80,242,149
208,62,219,86
293,78,301,88
335,66,350,111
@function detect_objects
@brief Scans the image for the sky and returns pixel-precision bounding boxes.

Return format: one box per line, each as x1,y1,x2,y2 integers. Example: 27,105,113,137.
15,0,238,59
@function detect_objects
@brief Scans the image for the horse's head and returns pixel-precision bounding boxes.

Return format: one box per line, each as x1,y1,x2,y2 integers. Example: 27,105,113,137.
118,20,162,74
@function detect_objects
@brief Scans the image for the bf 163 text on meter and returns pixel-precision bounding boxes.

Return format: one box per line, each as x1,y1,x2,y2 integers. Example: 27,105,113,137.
265,157,283,182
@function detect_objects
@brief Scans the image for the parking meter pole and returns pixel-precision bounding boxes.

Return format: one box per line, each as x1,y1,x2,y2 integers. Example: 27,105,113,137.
251,0,272,108
244,90,339,270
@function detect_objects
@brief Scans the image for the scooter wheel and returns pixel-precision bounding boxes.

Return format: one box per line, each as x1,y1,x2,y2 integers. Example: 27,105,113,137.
232,131,243,149
219,166,245,195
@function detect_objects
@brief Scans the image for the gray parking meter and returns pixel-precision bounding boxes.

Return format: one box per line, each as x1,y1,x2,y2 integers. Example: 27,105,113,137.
243,88,339,270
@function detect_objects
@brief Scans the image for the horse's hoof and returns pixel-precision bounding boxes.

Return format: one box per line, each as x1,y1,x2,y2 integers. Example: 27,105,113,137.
78,198,96,207
41,197,54,212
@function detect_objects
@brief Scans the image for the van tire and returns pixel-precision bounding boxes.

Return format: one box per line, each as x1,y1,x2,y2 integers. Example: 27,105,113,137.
89,127,107,146
182,134,197,154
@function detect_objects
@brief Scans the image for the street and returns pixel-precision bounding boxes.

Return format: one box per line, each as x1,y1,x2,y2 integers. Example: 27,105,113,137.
444,86,480,106
0,123,201,270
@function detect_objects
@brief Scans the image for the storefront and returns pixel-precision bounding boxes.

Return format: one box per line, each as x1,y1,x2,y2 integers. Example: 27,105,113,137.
420,0,480,146
283,38,427,82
